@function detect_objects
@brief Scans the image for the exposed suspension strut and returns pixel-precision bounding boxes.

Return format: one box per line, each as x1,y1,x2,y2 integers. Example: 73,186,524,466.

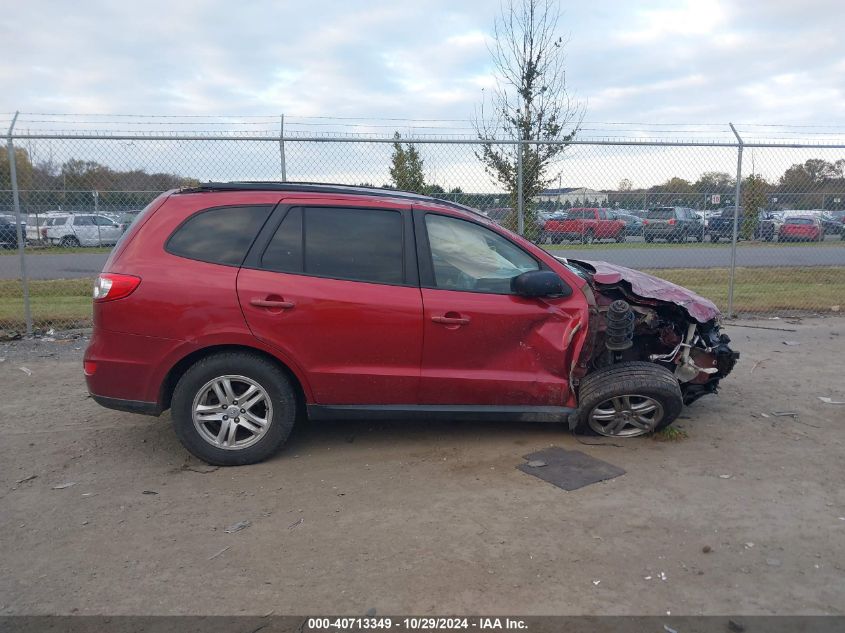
605,299,634,352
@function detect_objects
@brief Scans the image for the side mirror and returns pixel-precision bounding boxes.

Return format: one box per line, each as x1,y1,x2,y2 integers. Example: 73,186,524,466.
511,270,571,298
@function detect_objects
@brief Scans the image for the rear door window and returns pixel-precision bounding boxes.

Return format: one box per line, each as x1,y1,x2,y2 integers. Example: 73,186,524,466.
260,206,405,285
167,205,273,266
304,207,404,284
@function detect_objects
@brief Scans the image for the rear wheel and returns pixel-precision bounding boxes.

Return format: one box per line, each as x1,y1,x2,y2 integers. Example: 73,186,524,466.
644,234,654,243
171,351,297,466
574,362,683,437
711,234,719,243
60,236,80,248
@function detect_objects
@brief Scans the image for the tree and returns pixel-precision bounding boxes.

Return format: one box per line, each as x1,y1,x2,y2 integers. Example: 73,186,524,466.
474,0,583,238
741,174,769,239
389,132,426,193
618,179,632,192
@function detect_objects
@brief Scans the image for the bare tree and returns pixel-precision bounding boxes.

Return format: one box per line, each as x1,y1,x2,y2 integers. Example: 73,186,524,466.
474,0,584,237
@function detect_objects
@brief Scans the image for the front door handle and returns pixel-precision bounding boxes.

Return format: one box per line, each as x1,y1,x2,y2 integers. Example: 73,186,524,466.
250,298,295,309
431,314,470,326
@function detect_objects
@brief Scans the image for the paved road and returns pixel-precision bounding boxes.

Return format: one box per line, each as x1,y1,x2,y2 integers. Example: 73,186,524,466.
1,241,844,279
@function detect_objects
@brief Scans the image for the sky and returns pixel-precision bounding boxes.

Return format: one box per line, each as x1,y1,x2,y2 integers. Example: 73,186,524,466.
2,0,844,191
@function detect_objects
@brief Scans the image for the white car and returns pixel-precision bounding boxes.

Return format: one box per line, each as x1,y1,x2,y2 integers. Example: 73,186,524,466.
42,214,122,247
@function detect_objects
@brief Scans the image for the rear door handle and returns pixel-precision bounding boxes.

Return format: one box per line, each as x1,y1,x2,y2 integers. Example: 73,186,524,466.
431,315,470,326
250,298,295,309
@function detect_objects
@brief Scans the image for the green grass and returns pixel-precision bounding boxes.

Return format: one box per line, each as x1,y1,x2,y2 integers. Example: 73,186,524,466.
0,278,94,330
640,266,845,314
653,426,689,442
0,266,842,331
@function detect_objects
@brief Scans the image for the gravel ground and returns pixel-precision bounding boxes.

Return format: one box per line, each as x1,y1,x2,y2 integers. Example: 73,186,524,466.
1,318,844,615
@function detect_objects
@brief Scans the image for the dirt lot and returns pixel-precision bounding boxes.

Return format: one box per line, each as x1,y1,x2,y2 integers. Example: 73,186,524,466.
1,318,845,616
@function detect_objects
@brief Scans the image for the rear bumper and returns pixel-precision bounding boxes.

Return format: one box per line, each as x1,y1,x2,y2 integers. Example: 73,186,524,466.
84,326,181,410
91,394,162,416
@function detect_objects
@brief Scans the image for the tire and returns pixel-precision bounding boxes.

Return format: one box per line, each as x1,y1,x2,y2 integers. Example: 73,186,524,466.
711,234,719,243
171,351,298,466
574,362,683,437
644,234,654,243
615,231,626,243
697,230,705,242
584,230,595,244
60,236,80,248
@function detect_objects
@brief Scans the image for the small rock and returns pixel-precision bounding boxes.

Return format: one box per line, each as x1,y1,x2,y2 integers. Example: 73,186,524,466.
365,608,377,617
526,460,547,468
18,367,32,376
728,618,746,632
52,482,76,490
702,545,712,553
766,558,782,567
224,520,251,534
142,490,158,495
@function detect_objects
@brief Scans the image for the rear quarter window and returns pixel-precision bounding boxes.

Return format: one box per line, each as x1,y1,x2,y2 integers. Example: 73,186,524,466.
166,205,273,266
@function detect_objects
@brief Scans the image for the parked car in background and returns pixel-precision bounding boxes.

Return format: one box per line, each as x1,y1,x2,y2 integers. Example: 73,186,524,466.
778,216,823,242
818,212,843,236
84,182,737,465
481,207,512,225
612,211,644,237
541,207,626,243
117,211,142,232
41,214,123,247
26,211,66,243
643,207,705,242
708,207,778,242
826,210,845,239
0,215,22,249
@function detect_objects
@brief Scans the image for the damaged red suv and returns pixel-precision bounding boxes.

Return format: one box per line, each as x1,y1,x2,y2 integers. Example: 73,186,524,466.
85,183,738,465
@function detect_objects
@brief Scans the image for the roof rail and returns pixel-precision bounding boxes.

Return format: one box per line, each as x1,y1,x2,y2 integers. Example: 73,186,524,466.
181,181,486,217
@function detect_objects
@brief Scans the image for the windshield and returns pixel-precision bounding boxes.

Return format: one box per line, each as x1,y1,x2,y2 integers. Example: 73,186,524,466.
647,208,675,220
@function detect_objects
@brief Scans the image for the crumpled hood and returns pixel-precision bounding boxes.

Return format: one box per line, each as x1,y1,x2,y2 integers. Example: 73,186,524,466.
565,258,721,323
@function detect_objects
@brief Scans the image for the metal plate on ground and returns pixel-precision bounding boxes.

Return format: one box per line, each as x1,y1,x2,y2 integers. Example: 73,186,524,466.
517,447,626,491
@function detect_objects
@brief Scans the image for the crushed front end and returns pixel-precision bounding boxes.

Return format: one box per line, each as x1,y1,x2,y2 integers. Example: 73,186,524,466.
561,258,739,405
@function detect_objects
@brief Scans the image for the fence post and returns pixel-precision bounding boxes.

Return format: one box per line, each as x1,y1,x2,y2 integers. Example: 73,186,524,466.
279,114,287,181
728,123,744,318
516,137,524,236
6,112,33,336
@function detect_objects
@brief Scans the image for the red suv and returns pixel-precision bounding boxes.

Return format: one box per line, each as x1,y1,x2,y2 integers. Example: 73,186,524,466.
542,208,626,244
85,183,738,465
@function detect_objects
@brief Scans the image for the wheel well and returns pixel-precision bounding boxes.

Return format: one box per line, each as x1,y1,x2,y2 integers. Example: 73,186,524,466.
159,345,307,416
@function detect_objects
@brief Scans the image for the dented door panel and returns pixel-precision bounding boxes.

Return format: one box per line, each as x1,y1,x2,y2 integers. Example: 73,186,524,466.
419,288,589,407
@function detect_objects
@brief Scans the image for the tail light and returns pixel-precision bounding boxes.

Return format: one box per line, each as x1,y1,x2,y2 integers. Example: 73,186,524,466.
642,220,649,225
83,360,97,376
93,273,141,302
41,227,47,237
668,218,677,225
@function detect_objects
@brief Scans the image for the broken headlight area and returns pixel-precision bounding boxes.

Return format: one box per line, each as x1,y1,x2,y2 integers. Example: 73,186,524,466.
563,258,739,405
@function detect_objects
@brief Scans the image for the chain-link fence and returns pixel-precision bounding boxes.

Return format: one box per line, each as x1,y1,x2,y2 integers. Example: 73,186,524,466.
1,113,844,334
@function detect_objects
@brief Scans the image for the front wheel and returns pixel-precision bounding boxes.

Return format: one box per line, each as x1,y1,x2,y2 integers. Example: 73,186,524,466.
171,351,297,465
574,362,683,437
615,232,626,243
